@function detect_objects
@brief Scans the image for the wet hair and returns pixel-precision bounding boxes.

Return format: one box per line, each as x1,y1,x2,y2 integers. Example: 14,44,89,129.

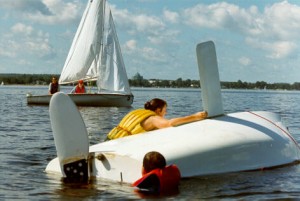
143,151,166,173
144,98,167,111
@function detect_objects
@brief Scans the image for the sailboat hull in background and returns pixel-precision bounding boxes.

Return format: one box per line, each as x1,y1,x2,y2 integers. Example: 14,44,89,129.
26,0,134,107
27,93,133,107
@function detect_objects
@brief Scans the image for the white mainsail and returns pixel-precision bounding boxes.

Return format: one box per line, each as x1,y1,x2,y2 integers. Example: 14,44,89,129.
59,0,131,95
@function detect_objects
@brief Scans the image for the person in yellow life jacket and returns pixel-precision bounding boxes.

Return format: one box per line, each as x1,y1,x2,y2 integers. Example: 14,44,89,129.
132,151,181,195
107,98,207,140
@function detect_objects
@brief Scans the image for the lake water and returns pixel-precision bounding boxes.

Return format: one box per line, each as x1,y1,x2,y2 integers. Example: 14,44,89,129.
1,85,300,200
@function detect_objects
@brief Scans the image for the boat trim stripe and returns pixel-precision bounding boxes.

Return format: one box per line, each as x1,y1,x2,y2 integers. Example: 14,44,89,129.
247,111,300,149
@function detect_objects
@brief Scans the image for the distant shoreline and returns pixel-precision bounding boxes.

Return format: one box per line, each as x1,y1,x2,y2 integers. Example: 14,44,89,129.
0,73,299,90
1,84,300,92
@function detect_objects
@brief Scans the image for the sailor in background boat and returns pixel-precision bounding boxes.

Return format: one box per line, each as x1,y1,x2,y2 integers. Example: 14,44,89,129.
70,79,86,94
107,98,207,140
48,76,60,95
133,151,181,195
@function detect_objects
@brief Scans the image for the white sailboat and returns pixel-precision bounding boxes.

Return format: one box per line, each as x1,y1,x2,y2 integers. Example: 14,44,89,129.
27,0,133,107
46,41,300,184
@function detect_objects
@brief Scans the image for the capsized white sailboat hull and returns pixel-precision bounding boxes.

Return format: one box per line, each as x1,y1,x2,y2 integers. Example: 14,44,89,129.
27,93,133,107
46,110,300,183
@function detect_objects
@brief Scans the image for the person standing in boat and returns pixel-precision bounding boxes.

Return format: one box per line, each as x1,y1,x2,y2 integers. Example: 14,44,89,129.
70,79,86,94
107,98,207,140
48,76,60,95
133,151,181,195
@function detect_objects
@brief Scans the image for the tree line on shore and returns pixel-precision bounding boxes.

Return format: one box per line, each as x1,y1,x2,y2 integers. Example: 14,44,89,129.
1,73,299,90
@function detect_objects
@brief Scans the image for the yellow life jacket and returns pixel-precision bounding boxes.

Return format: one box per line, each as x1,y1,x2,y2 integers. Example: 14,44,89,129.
107,109,156,140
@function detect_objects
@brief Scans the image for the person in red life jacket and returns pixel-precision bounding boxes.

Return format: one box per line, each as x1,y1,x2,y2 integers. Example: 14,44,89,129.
132,151,181,195
48,76,60,95
71,79,86,94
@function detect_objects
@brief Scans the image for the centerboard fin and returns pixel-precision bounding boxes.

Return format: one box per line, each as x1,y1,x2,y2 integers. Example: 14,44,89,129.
49,92,90,182
196,41,224,117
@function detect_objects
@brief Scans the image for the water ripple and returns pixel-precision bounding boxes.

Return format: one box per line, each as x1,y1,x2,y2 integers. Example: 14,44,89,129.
1,86,300,200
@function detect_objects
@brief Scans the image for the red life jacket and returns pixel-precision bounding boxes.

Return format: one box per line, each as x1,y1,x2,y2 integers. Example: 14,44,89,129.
75,85,85,93
132,165,181,194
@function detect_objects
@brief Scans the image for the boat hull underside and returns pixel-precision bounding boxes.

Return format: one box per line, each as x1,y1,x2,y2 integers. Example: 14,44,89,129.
46,111,300,183
27,93,133,107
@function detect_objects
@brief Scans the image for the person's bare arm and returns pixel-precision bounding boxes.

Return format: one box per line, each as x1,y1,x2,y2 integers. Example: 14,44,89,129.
168,111,207,127
142,111,207,130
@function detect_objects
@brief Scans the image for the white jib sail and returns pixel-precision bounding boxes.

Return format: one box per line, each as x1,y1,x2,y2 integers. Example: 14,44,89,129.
59,0,131,95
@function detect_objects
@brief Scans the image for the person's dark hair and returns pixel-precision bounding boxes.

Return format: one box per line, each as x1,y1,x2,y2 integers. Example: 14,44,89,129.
143,151,166,173
144,98,167,111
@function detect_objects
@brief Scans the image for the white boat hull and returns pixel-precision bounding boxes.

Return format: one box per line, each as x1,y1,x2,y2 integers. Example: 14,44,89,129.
27,93,133,107
46,110,300,183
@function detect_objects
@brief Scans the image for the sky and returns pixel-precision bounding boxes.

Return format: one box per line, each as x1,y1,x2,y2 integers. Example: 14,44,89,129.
0,0,300,83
